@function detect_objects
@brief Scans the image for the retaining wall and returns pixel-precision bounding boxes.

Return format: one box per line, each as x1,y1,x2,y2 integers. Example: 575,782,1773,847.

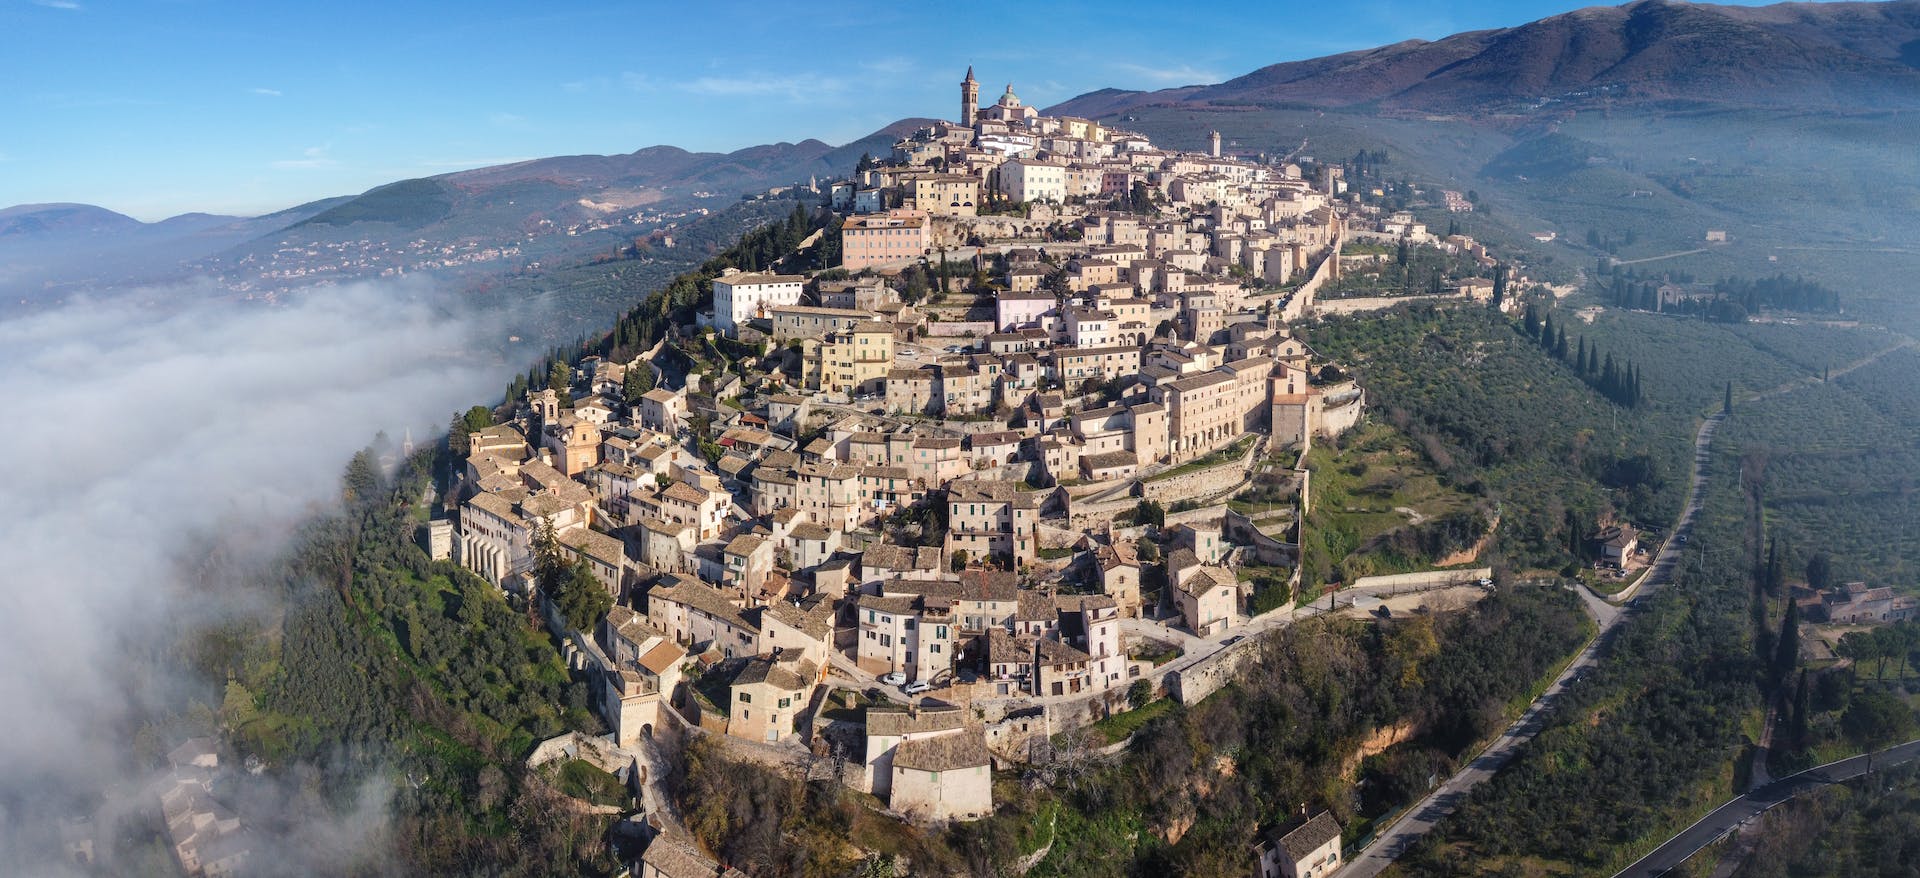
1166,635,1266,705
1349,566,1492,591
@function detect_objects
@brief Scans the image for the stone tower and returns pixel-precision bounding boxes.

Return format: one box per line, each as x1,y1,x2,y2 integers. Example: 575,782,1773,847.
1209,130,1221,158
961,66,979,126
530,387,560,426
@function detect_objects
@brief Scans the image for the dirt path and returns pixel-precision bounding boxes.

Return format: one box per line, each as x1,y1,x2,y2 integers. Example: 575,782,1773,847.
1612,247,1709,266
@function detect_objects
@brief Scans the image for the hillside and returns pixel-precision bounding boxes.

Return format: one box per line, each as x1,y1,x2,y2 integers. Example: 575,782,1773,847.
0,119,931,317
1048,0,1920,116
1045,2,1920,331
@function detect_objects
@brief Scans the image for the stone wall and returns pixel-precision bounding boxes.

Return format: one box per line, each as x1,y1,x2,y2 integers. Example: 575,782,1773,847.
1313,384,1366,438
980,688,1132,762
1224,507,1297,566
1349,566,1492,592
1312,293,1473,316
1139,451,1257,504
924,320,995,337
1281,239,1342,322
1036,523,1083,550
1166,634,1265,705
1068,496,1137,531
1164,504,1227,529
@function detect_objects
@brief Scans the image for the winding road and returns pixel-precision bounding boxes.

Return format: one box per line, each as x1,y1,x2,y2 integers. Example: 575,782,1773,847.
1613,739,1920,878
1334,412,1723,878
1338,338,1915,878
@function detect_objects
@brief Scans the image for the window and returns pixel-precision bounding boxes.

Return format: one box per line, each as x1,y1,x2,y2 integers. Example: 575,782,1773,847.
739,692,750,704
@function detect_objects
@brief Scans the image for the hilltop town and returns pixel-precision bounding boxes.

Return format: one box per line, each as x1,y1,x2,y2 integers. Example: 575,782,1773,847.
422,69,1529,877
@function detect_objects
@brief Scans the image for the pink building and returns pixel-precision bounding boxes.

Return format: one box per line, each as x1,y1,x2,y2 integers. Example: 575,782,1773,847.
842,212,928,270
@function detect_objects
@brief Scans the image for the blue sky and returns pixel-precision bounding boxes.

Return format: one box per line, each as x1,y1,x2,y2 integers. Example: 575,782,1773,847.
2,0,1790,220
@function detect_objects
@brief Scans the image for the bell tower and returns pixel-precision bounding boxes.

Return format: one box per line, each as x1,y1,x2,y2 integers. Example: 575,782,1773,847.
961,65,979,126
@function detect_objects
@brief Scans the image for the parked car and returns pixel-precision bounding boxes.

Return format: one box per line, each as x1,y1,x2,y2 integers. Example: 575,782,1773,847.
880,672,906,686
904,680,931,695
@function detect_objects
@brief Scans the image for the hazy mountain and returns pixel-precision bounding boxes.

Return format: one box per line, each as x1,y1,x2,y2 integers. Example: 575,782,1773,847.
0,200,347,302
258,118,934,239
0,119,930,308
1048,0,1920,117
0,203,148,238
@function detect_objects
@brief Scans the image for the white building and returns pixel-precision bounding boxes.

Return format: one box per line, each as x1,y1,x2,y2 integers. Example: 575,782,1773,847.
712,272,805,336
999,159,1067,204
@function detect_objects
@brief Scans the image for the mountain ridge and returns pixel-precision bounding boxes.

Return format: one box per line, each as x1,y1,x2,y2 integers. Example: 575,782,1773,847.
1047,0,1920,117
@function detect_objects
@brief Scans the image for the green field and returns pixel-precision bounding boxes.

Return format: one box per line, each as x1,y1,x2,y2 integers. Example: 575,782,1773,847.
1301,422,1488,583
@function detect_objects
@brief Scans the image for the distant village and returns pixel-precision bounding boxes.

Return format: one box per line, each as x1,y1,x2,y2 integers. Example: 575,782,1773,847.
157,69,1557,878
382,68,1563,878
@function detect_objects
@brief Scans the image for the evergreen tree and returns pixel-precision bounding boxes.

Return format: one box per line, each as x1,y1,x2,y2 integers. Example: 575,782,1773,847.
1806,552,1833,591
1773,600,1800,686
1576,337,1589,374
1523,301,1540,338
1789,669,1811,752
448,405,495,457
554,559,614,635
342,448,383,507
1724,381,1734,415
1554,326,1569,361
623,363,656,400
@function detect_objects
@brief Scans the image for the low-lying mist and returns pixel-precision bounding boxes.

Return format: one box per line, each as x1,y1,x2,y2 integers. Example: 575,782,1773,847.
0,280,511,873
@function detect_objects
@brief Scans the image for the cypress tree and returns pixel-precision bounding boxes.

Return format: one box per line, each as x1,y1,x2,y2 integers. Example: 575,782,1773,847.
1774,600,1801,685
1724,381,1734,415
1576,337,1588,373
1790,670,1811,752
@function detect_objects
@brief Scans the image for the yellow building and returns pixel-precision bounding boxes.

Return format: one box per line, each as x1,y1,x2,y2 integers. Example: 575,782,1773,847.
911,173,980,217
803,321,894,395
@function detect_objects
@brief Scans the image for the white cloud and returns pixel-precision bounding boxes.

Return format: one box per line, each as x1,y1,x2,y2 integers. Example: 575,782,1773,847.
0,280,503,870
418,157,534,169
859,57,915,76
681,73,846,102
488,111,528,129
250,87,283,97
272,145,337,170
32,0,82,10
1112,61,1223,86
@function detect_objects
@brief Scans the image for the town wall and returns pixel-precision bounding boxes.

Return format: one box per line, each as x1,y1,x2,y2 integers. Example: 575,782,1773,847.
1138,450,1257,504
1166,634,1265,705
923,320,995,337
1281,240,1341,322
1348,566,1492,592
1224,508,1297,566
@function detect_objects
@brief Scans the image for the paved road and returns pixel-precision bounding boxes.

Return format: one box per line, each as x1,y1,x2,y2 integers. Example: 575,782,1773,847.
1613,739,1920,878
1335,414,1724,878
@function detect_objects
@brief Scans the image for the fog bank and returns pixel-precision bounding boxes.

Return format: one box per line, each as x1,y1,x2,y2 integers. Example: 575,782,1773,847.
0,280,508,872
